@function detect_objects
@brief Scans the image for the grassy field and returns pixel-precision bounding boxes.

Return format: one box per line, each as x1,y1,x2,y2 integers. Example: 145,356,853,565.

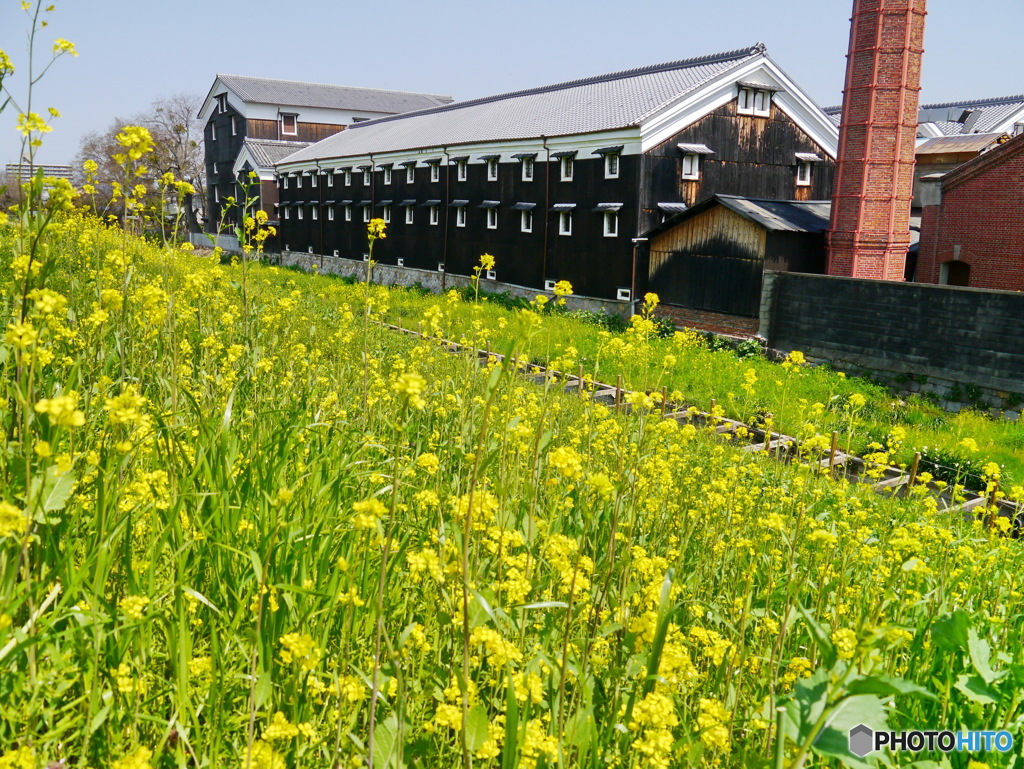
2,215,1024,769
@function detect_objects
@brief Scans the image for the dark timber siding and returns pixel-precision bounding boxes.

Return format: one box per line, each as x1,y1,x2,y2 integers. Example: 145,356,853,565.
247,119,347,143
638,99,835,233
205,105,247,232
283,151,640,301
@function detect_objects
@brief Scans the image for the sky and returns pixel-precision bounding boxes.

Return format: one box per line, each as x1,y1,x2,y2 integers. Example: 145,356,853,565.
1,0,1023,169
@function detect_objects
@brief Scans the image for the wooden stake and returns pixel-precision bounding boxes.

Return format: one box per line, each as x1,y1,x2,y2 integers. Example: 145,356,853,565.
661,386,668,416
417,321,423,338
578,365,584,398
397,317,403,333
615,375,623,412
828,431,839,476
908,452,921,487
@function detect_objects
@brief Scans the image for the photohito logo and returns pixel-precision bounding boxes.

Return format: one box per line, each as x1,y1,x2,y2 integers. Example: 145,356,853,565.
848,724,1014,757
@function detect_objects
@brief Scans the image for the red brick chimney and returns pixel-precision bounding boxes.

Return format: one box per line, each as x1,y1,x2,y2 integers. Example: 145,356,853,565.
827,0,927,280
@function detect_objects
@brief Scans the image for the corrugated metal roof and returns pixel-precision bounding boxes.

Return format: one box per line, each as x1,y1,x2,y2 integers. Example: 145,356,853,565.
716,195,831,232
218,74,453,113
916,133,1007,155
829,95,1024,137
281,45,767,164
243,138,312,168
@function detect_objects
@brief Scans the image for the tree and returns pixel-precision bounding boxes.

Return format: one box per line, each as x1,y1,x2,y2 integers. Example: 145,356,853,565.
74,92,206,232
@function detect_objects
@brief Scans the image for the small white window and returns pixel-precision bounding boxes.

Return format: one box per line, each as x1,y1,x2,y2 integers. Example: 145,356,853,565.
796,161,812,187
308,246,313,254
311,206,318,221
383,205,391,223
430,163,440,183
429,205,439,225
231,116,237,136
344,205,352,221
738,87,771,117
283,176,289,189
522,157,534,181
486,270,496,281
456,207,466,227
617,288,632,302
362,206,370,223
604,211,618,237
296,175,303,189
383,166,392,185
210,121,217,141
544,280,556,291
559,211,572,236
486,158,498,181
344,170,352,186
486,208,497,229
681,153,700,181
521,209,533,233
560,156,573,182
362,168,371,185
397,258,404,266
328,207,335,221
605,152,619,179
311,174,317,188
281,114,297,135
406,164,415,183
214,186,219,202
437,262,445,272
405,206,414,224
297,206,303,220
216,94,227,113
327,173,334,187
456,159,467,182
284,208,290,220
333,249,340,257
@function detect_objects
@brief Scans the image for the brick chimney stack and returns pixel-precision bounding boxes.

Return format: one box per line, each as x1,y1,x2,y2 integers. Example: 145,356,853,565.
827,0,927,280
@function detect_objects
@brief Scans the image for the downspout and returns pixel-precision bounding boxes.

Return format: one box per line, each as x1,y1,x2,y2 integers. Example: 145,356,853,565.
441,146,450,291
368,152,375,264
316,160,324,266
541,136,550,289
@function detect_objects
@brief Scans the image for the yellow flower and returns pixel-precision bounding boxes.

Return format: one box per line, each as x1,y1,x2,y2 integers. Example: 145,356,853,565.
16,112,52,136
5,321,38,349
0,502,29,539
263,711,300,741
112,747,152,769
479,253,496,271
34,392,86,427
104,386,147,425
416,452,440,474
0,746,34,769
548,445,583,479
352,498,387,529
52,37,78,56
119,595,150,620
279,632,321,671
831,627,858,660
393,372,427,409
240,740,285,769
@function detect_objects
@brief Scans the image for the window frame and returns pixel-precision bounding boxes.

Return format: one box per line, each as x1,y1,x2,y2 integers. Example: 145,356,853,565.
327,173,333,187
296,174,303,189
486,158,498,181
560,156,573,182
738,87,772,117
456,206,467,227
362,168,371,185
604,211,618,237
281,114,298,135
604,152,619,179
521,209,533,233
297,205,303,220
430,162,440,183
405,206,414,224
429,205,439,226
796,161,812,187
210,121,216,142
486,207,498,229
558,210,572,236
311,206,318,221
681,153,701,181
383,166,393,185
344,170,352,186
382,205,391,223
231,115,237,136
406,163,416,183
344,205,352,221
310,173,317,188
456,158,468,182
282,176,289,189
216,94,227,114
284,207,290,220
327,206,335,221
522,157,534,182
362,206,370,223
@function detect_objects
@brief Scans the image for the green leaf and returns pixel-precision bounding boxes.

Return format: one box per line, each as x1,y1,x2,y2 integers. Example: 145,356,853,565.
930,610,970,652
954,674,1000,706
846,675,937,700
502,672,519,769
465,704,491,753
42,467,76,512
967,628,1001,684
371,714,398,769
813,694,889,768
796,604,836,668
783,667,829,744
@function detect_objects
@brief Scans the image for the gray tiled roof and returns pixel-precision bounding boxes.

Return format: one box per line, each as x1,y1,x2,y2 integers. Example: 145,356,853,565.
829,95,1024,136
244,139,312,168
716,195,831,233
281,44,767,165
218,74,453,113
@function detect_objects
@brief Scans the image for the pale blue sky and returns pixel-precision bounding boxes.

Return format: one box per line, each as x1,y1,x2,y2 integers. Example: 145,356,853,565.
2,0,1022,168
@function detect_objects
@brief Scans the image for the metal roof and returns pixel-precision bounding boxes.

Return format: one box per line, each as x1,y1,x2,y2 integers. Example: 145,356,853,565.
646,194,831,237
916,133,1007,155
281,45,767,164
217,74,453,113
827,95,1024,137
243,138,313,169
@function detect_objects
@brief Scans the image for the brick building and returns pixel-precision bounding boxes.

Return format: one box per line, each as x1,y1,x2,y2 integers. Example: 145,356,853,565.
916,132,1024,290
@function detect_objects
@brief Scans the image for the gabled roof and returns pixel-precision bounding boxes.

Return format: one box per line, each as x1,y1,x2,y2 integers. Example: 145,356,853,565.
281,45,774,164
216,74,453,113
243,139,313,169
828,95,1024,138
644,194,831,238
916,133,1008,155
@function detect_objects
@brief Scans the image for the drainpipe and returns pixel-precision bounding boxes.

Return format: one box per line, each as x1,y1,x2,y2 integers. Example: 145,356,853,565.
316,160,324,267
368,152,375,271
441,146,450,291
630,237,647,316
541,136,550,289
